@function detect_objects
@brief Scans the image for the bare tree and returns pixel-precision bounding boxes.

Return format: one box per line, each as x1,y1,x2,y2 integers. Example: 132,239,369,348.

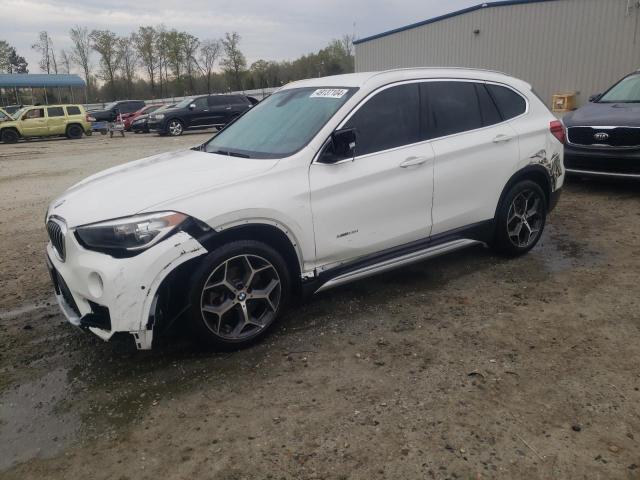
32,31,58,73
59,49,72,74
221,32,246,91
69,26,93,92
165,29,186,94
90,29,123,100
155,25,169,97
197,39,221,94
134,26,158,96
119,34,138,97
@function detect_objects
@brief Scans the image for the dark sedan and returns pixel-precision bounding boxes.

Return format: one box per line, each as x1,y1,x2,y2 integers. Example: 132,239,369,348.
563,72,640,179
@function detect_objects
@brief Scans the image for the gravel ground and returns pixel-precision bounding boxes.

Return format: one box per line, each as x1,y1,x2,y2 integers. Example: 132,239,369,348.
0,133,639,480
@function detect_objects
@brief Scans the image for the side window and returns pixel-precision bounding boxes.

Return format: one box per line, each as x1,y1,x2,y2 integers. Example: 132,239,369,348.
23,108,45,120
193,97,208,109
345,83,420,156
476,84,502,126
47,107,65,117
66,106,81,115
486,84,527,120
422,81,482,138
208,96,227,107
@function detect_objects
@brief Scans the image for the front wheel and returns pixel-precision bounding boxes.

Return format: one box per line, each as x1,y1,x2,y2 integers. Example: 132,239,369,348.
492,180,547,256
187,240,291,349
167,119,184,136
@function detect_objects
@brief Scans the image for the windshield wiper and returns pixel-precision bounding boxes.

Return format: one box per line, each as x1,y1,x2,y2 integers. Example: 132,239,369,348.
212,149,251,158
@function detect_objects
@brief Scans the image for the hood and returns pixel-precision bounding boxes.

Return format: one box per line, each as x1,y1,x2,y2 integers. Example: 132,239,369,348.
48,149,279,227
564,102,640,127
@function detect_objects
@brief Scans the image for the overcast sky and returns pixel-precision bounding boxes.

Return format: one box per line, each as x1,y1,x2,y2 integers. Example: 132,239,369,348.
4,0,479,73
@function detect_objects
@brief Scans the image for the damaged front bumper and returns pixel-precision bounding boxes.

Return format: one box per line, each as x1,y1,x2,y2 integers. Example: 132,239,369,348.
46,230,207,349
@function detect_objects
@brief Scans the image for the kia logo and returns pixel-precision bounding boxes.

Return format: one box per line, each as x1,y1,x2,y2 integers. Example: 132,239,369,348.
593,132,610,142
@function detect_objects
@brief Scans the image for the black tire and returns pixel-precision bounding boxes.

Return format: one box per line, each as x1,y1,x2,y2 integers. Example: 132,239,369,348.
66,124,83,139
1,129,19,144
492,180,547,256
187,240,291,350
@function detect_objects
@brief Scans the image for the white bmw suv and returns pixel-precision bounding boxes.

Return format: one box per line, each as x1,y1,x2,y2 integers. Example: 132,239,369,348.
45,68,565,350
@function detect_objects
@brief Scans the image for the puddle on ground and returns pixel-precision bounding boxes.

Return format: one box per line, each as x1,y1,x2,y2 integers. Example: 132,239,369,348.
0,368,80,471
532,223,603,273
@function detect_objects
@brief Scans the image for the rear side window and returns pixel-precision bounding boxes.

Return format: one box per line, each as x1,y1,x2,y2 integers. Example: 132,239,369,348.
66,106,81,115
47,107,65,117
208,96,229,106
486,84,526,120
346,83,420,156
423,81,483,137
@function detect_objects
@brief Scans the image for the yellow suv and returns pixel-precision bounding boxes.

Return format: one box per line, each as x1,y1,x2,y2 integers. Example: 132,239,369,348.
0,104,92,143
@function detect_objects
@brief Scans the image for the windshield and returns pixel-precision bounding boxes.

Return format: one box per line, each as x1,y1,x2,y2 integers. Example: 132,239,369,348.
103,102,118,110
599,74,640,103
173,98,195,109
204,87,357,159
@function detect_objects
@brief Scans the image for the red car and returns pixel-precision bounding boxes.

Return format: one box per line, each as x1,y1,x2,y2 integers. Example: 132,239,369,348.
123,104,164,131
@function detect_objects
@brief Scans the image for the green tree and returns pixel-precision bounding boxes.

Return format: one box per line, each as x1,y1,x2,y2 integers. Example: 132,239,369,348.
90,29,122,100
134,26,158,97
119,34,138,97
221,32,246,91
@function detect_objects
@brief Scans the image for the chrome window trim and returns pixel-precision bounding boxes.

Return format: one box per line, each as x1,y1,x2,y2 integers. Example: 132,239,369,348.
313,78,529,165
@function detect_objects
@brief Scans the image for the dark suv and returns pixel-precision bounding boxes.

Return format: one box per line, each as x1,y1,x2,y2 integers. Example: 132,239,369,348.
89,100,146,122
147,94,253,136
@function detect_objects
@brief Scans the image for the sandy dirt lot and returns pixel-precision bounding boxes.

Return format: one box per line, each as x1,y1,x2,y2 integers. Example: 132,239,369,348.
0,132,639,480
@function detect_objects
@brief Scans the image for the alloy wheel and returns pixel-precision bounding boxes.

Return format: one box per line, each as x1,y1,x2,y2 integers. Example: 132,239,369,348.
506,189,544,248
199,254,282,341
168,120,183,136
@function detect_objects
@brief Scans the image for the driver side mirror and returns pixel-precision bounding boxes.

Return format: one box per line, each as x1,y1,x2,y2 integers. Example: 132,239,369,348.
189,103,197,110
589,93,601,102
319,128,357,164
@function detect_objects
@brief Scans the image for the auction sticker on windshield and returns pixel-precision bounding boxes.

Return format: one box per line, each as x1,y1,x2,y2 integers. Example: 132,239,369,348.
310,89,348,99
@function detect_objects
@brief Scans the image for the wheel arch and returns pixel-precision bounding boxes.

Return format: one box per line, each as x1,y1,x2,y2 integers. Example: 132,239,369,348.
495,165,552,219
196,222,304,291
0,126,21,139
65,122,84,134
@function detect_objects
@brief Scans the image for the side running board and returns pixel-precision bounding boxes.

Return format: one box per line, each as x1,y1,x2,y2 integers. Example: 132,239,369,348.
315,239,482,294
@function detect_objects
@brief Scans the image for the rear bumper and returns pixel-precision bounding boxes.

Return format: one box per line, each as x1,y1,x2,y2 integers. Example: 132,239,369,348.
564,144,640,178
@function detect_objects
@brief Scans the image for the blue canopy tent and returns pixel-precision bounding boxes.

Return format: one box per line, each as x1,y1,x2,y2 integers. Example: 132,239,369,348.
0,74,87,106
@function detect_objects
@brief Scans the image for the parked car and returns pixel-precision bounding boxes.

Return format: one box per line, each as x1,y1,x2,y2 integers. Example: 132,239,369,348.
131,104,175,133
124,104,163,131
564,71,640,178
0,107,13,122
89,100,146,122
1,104,92,143
44,68,564,350
147,94,253,136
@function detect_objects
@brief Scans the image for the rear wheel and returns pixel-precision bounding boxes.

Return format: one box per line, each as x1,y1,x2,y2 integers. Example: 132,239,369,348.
493,180,547,256
188,240,291,349
167,119,184,136
1,129,19,144
66,124,83,139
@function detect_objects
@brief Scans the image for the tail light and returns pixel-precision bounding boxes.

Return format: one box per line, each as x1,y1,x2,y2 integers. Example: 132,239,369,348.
550,120,565,144
86,114,96,122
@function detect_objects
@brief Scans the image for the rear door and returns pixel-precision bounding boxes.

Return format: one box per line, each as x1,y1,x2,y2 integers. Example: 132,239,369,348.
207,96,233,126
46,106,66,135
310,82,435,267
424,80,520,235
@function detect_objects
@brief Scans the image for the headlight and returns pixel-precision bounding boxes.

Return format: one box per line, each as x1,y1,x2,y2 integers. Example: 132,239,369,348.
75,211,187,254
153,113,165,120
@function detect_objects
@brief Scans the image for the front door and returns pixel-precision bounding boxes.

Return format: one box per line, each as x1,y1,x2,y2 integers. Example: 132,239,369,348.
20,107,48,137
310,83,434,269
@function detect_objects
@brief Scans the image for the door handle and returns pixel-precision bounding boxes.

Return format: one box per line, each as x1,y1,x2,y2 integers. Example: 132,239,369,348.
399,156,430,168
225,106,232,110
493,134,514,143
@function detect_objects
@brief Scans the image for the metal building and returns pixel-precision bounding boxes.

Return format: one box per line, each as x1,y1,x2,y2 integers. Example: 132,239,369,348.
354,0,640,107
